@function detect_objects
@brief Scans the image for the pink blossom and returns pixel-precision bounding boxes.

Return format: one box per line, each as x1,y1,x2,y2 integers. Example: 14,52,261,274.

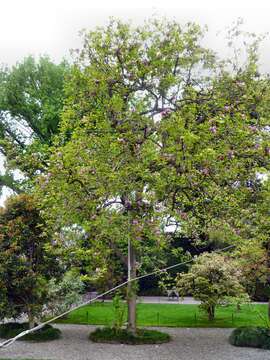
227,150,234,160
209,126,217,134
236,81,245,88
161,109,171,117
180,212,188,220
248,125,257,132
201,168,210,176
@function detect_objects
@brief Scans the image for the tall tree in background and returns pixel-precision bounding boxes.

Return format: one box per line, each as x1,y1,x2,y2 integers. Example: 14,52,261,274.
231,179,270,315
38,19,270,333
0,56,69,193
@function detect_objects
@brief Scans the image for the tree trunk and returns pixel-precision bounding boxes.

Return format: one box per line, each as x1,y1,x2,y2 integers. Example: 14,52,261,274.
207,305,215,321
27,306,35,329
127,240,137,334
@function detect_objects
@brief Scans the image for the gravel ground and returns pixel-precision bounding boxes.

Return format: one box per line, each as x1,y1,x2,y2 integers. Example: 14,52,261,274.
0,324,269,360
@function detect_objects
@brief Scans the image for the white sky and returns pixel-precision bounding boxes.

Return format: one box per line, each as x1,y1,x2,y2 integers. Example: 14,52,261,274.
1,0,270,68
1,0,270,205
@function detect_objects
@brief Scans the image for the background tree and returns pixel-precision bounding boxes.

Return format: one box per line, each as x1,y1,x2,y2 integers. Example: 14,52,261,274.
232,242,269,301
0,56,69,193
0,194,62,328
230,179,270,314
176,253,248,320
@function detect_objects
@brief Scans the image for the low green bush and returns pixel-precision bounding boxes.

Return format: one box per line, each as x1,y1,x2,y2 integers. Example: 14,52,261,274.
0,322,61,341
89,327,170,344
229,327,270,349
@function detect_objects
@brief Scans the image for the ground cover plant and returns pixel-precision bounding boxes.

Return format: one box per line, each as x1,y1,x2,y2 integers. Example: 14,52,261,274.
229,326,270,349
0,323,61,342
56,302,268,328
89,327,170,344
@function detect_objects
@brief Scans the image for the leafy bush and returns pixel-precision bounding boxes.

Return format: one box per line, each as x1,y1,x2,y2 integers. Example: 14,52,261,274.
46,270,84,316
0,322,61,341
229,327,270,349
112,293,126,331
89,327,170,344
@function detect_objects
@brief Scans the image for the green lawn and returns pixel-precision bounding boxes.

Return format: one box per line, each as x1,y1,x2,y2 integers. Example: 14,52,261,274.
56,302,268,328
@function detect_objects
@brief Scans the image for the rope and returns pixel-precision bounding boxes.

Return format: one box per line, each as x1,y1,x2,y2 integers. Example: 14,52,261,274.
0,244,235,349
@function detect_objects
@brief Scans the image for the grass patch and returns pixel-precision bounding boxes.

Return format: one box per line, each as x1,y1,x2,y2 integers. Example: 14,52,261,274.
89,327,170,344
229,327,270,349
56,302,268,328
0,323,61,341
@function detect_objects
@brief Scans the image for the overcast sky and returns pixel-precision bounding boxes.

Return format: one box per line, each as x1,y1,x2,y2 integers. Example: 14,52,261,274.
0,0,270,205
1,0,270,69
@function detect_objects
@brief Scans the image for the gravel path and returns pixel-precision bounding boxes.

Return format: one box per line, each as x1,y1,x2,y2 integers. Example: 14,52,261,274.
138,296,267,305
0,325,269,360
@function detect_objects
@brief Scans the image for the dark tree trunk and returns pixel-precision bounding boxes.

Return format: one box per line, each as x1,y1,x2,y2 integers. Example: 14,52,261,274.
207,305,215,321
27,306,35,329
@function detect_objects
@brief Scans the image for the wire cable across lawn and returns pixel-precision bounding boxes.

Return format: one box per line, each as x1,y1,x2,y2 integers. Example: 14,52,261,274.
0,244,235,349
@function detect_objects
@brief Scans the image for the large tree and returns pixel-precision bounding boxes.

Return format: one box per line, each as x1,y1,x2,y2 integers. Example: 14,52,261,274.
38,19,270,333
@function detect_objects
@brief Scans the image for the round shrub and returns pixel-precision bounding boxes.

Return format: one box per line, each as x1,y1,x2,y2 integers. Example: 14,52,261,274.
89,327,171,344
229,327,270,350
0,322,61,341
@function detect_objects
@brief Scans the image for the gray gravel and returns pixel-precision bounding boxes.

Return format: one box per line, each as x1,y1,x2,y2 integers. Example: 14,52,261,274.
0,324,269,360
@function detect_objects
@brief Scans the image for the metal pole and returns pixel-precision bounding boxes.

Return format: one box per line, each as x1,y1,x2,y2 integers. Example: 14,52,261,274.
128,222,131,282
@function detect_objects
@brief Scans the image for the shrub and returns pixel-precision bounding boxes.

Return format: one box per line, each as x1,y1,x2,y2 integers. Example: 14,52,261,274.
229,327,270,349
0,323,61,341
177,253,248,321
89,327,170,344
